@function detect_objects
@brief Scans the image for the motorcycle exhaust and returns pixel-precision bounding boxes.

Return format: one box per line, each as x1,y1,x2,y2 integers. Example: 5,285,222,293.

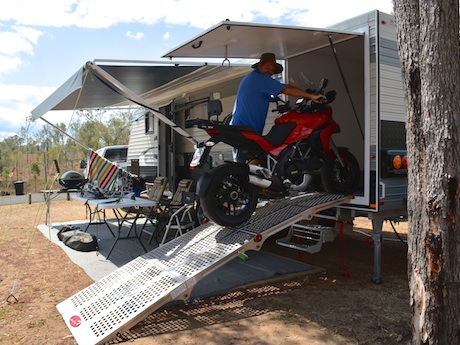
249,174,285,191
286,174,312,191
248,164,282,189
248,164,272,179
249,175,272,188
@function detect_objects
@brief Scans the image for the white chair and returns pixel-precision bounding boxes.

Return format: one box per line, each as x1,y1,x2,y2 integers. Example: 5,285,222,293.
159,192,196,246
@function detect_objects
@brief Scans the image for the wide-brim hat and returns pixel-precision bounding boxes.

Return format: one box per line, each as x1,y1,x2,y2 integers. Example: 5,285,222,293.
251,52,283,74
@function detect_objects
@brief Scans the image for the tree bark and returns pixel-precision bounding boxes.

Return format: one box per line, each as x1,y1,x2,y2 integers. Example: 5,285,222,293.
394,0,460,343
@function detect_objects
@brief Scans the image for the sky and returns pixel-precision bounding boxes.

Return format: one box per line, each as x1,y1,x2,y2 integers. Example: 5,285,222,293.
0,0,394,141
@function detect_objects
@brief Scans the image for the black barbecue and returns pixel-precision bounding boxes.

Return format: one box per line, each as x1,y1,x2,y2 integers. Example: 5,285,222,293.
58,170,87,190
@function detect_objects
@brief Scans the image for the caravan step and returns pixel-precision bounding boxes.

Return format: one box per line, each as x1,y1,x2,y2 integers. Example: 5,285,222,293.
276,223,336,254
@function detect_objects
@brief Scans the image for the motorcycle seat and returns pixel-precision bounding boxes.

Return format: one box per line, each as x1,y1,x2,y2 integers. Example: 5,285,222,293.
263,122,297,147
229,124,257,132
236,122,296,153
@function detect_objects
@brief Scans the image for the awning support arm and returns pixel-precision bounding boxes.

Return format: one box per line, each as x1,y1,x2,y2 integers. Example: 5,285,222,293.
39,117,89,150
328,35,364,140
86,62,199,145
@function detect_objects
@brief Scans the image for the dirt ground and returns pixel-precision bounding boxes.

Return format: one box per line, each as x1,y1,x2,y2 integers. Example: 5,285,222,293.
0,199,410,345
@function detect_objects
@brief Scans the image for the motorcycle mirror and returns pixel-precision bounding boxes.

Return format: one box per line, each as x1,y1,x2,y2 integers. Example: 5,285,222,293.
325,90,336,104
319,78,328,90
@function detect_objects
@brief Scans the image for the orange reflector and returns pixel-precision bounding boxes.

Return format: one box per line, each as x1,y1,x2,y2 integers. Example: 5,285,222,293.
393,155,402,169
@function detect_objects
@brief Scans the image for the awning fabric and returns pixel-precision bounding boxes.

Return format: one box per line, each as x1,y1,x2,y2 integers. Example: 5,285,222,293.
31,67,85,120
31,62,222,144
31,63,204,119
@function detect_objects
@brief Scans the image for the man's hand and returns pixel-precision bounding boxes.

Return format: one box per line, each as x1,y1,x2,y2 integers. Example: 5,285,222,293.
281,85,329,103
310,94,327,104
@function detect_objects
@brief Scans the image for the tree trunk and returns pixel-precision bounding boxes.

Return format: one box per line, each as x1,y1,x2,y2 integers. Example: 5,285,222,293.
394,0,460,343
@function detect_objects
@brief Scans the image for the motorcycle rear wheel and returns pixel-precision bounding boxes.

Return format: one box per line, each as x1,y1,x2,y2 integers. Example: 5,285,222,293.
200,163,259,227
321,149,360,194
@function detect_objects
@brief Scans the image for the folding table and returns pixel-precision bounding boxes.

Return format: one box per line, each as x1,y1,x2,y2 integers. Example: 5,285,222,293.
72,194,157,258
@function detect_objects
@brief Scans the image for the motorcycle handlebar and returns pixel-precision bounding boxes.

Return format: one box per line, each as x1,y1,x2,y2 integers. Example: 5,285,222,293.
272,90,336,114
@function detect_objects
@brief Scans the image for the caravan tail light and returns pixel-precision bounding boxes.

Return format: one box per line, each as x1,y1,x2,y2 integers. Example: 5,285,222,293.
401,155,408,169
392,155,402,169
381,149,408,177
393,154,408,170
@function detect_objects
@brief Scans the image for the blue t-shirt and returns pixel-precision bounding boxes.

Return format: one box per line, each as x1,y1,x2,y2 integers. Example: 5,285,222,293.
231,69,285,135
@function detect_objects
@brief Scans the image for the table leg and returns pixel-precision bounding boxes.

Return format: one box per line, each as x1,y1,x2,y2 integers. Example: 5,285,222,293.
84,203,115,237
106,209,148,260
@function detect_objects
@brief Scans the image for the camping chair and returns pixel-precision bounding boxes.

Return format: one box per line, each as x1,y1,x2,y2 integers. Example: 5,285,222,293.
121,176,168,242
159,191,196,246
167,179,194,205
144,178,195,244
143,176,169,202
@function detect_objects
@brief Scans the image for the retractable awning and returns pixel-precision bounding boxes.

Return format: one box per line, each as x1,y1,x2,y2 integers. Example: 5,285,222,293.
163,21,362,60
31,62,215,120
31,61,250,144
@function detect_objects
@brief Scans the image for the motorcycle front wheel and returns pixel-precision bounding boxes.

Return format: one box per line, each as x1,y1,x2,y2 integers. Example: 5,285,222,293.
200,163,259,227
321,149,360,194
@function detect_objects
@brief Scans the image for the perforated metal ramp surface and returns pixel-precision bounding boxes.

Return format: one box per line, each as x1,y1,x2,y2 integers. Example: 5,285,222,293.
57,192,350,345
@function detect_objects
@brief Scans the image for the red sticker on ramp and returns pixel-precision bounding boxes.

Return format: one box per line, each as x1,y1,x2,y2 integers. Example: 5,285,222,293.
69,315,82,327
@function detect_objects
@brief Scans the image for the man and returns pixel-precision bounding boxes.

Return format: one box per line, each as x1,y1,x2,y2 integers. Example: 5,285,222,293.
230,52,326,161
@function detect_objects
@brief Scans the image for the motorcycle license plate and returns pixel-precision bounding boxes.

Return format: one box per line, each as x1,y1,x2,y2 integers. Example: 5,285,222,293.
190,147,205,168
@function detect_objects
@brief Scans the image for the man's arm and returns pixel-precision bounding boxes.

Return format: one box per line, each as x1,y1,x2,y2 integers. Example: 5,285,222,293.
280,84,326,103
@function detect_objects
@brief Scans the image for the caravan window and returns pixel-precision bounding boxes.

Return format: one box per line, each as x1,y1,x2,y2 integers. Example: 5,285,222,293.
104,147,128,162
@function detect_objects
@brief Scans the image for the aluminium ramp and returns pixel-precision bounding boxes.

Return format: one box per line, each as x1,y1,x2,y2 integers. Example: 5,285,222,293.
57,192,350,345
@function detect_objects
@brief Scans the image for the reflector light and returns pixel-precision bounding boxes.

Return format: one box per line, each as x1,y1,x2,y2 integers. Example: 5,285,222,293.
402,155,408,169
381,149,407,177
393,155,402,169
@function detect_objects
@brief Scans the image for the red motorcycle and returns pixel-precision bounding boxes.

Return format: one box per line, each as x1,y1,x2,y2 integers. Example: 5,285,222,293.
187,79,360,226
